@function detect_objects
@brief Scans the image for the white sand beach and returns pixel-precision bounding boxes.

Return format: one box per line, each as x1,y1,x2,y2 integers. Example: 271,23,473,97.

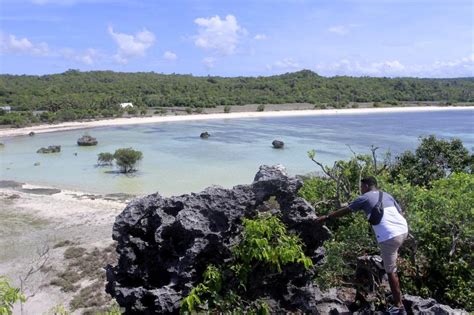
1,106,472,138
0,182,128,314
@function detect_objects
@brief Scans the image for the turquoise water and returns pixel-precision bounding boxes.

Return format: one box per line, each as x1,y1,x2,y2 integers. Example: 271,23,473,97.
1,110,473,196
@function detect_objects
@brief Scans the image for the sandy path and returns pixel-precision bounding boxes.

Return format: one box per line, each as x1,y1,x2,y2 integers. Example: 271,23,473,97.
1,106,472,138
0,182,128,314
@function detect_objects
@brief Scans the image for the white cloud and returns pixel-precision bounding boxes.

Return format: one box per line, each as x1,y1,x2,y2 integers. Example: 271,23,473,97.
108,26,155,64
328,25,349,35
315,55,474,77
61,48,99,65
163,51,177,61
269,58,301,70
0,33,49,56
194,14,245,56
202,57,216,70
254,34,267,40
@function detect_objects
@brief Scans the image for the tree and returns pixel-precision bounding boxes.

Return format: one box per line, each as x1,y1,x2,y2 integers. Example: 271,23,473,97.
0,276,26,315
97,152,114,166
113,148,143,173
390,135,473,187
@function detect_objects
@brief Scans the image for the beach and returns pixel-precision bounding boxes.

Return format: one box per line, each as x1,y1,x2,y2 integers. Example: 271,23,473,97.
1,105,472,138
0,181,128,314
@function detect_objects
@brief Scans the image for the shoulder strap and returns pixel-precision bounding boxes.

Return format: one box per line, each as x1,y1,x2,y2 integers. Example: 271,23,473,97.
378,191,383,204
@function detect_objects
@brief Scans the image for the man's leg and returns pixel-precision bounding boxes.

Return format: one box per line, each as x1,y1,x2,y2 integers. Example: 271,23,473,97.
387,272,402,307
379,233,407,308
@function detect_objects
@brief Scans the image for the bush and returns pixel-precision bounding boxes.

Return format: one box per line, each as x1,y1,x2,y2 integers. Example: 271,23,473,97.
97,152,114,166
390,135,473,187
185,107,193,114
223,105,231,113
303,138,473,310
0,276,25,314
113,148,143,173
181,214,312,313
256,104,265,112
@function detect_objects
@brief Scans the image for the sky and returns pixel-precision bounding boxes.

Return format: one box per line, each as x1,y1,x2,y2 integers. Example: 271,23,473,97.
0,0,473,77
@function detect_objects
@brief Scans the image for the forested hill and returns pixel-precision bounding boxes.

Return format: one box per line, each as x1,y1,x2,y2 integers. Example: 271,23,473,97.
1,69,473,110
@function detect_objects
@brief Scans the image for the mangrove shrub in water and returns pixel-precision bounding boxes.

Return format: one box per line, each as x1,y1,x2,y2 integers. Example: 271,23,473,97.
113,148,143,173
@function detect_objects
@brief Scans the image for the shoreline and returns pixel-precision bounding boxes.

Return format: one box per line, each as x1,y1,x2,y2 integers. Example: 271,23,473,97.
1,105,472,138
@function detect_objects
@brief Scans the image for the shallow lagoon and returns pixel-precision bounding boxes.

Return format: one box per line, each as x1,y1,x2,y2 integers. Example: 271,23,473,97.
1,109,473,196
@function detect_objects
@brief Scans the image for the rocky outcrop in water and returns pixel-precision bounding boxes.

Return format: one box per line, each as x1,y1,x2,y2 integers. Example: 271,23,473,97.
272,139,284,149
77,135,98,146
106,165,332,314
200,131,210,139
37,145,61,153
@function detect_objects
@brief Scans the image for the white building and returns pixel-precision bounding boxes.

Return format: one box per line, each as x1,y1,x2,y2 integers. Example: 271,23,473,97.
0,106,11,112
120,103,134,109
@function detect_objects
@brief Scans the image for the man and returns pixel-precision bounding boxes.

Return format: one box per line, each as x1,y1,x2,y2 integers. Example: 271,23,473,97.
317,176,408,314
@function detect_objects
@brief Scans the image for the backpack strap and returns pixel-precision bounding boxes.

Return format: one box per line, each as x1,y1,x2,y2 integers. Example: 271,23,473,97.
378,191,383,204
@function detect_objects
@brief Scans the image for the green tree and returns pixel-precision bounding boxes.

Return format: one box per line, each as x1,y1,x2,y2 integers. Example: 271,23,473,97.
97,152,114,166
113,148,143,173
390,135,473,187
0,276,26,315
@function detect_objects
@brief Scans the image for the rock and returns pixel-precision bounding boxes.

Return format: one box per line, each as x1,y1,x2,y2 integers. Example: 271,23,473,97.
200,131,210,139
37,145,61,154
272,140,284,149
106,165,331,314
29,131,35,136
34,162,40,166
403,295,468,315
77,135,98,146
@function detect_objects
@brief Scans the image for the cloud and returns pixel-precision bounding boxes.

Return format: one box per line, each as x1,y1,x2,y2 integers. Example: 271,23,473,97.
328,25,349,35
328,24,360,35
268,58,301,71
0,33,49,56
254,34,267,40
61,48,99,65
163,51,177,61
315,55,474,77
202,57,215,70
194,14,246,56
108,26,155,64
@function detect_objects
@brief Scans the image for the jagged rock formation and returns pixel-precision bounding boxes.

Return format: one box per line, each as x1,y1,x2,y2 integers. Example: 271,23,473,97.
106,165,467,314
77,135,98,146
106,165,332,314
272,139,284,149
36,145,61,153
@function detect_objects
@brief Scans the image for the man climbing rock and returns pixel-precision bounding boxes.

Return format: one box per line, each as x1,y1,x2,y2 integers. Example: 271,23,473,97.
317,176,408,315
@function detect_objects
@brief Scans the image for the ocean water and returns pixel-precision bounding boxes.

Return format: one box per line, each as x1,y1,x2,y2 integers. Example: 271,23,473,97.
1,110,473,196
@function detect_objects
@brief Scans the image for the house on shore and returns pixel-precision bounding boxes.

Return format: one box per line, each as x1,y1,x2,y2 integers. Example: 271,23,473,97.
0,106,11,112
120,103,134,109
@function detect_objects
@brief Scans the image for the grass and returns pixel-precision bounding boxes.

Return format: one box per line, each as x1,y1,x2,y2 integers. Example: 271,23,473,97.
49,243,118,312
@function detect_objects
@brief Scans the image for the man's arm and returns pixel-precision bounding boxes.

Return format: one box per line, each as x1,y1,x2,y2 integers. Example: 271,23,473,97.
316,206,352,223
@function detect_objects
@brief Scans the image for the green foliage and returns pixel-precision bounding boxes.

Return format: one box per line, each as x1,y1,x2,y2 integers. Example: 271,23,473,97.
256,104,265,112
303,138,473,310
113,148,143,173
387,173,473,310
234,216,313,273
223,105,231,113
0,276,26,315
185,107,193,114
390,135,473,187
97,152,114,166
181,214,311,314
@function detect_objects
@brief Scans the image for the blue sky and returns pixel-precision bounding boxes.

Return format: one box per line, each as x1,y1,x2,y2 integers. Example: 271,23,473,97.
0,0,473,77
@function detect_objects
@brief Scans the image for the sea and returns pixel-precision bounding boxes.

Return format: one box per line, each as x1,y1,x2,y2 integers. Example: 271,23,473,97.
1,109,473,196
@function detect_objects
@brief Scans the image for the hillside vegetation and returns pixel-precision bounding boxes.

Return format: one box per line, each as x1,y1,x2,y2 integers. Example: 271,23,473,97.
1,70,473,112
